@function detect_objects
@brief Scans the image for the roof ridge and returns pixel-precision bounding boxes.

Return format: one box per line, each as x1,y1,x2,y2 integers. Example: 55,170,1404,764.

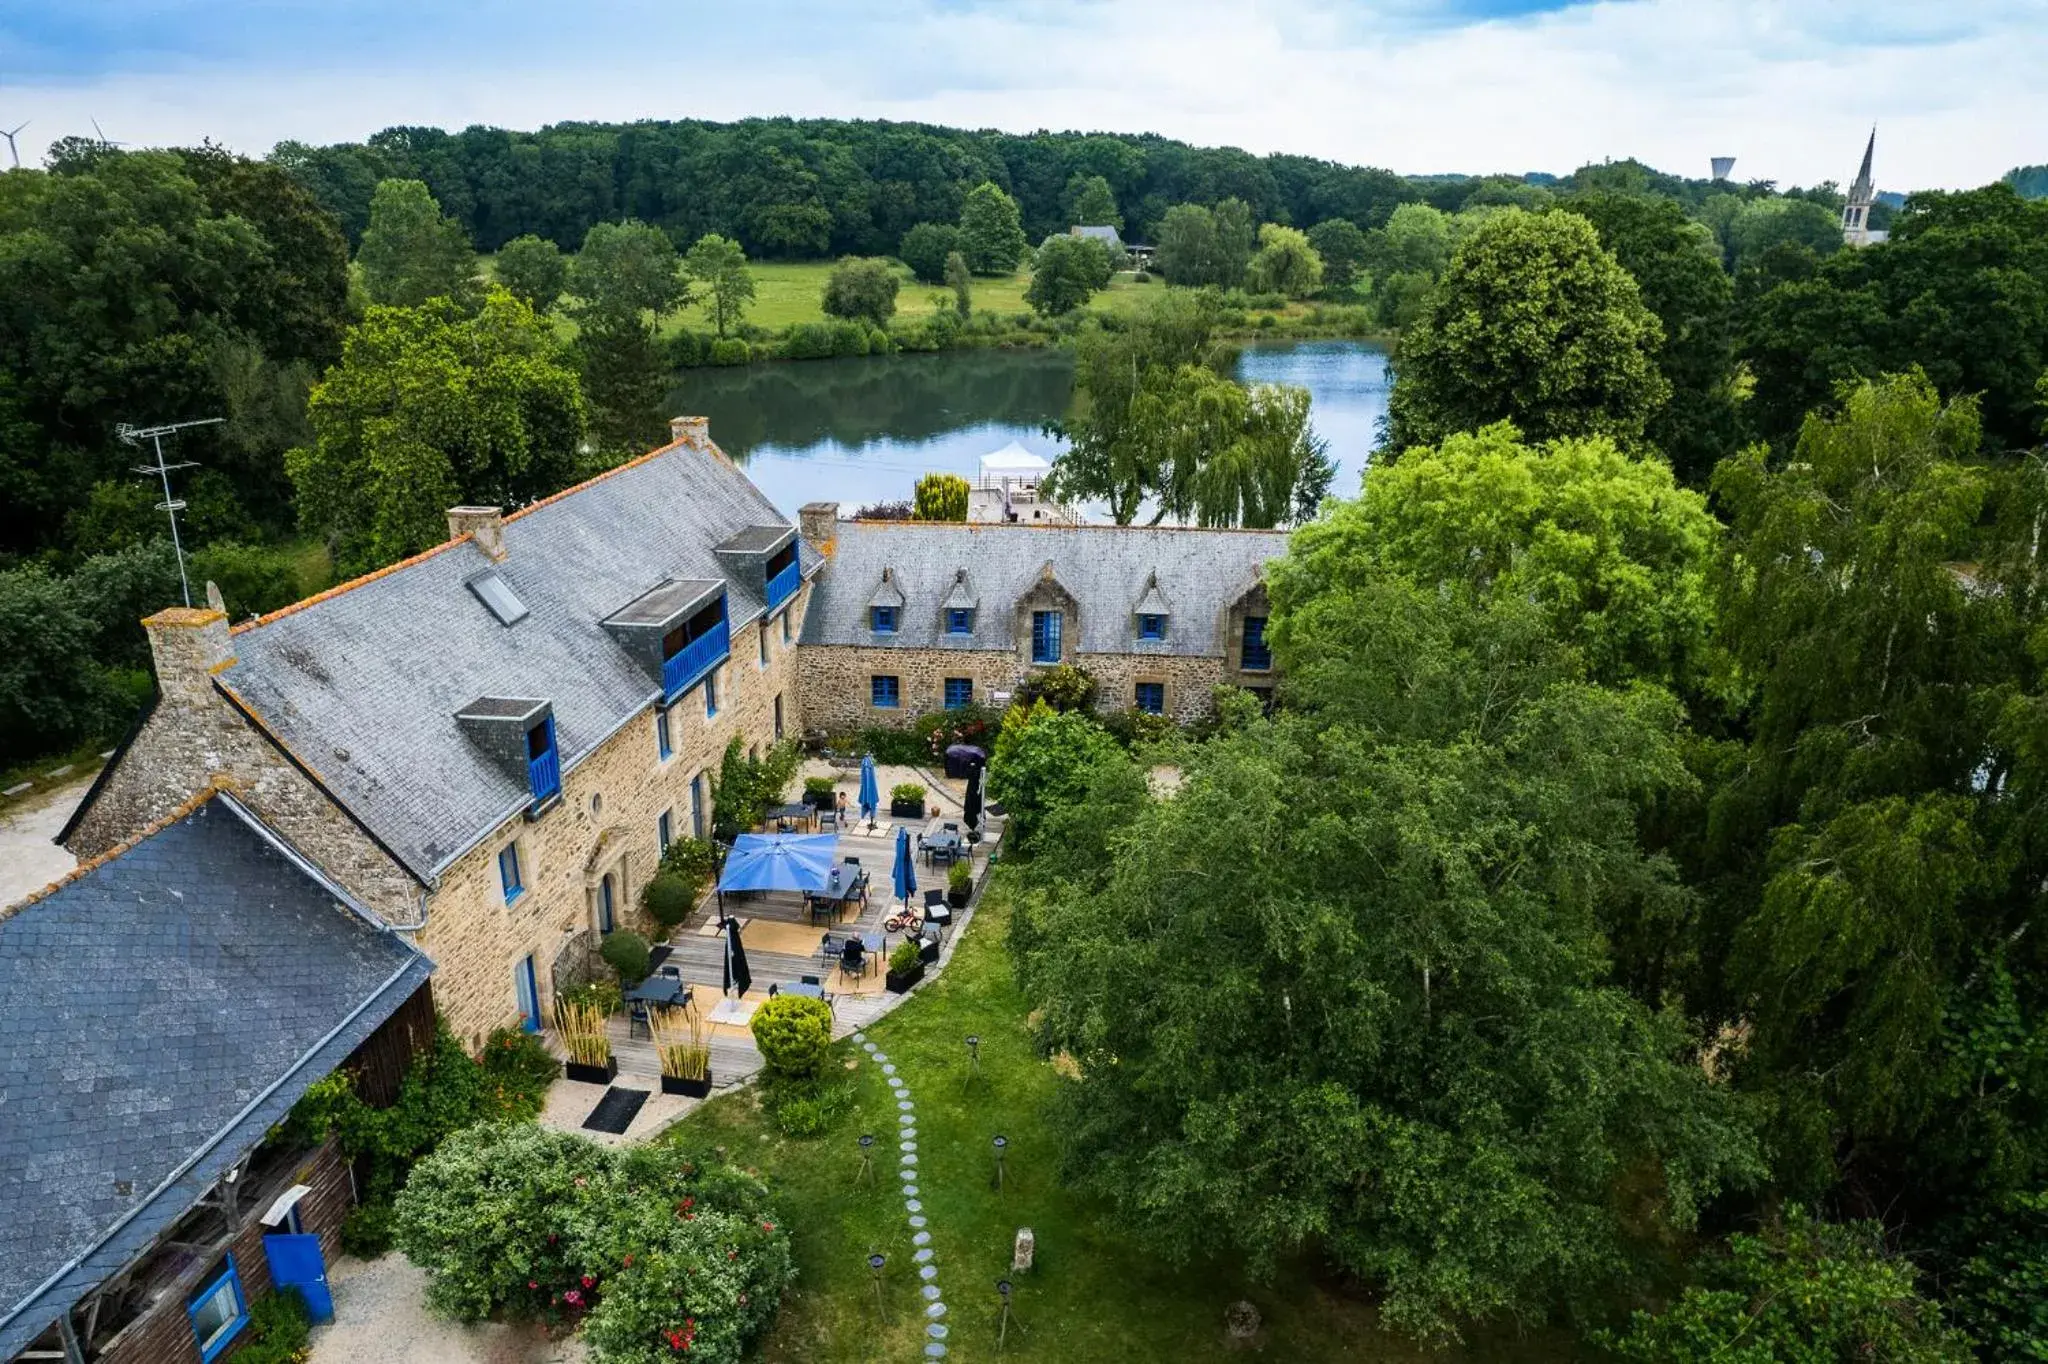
235,534,478,635
503,439,683,525
845,518,1288,535
3,782,225,924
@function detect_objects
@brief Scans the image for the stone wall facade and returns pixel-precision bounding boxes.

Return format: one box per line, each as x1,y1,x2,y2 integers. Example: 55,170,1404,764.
796,644,1258,729
414,582,810,1046
67,589,811,1049
64,609,423,923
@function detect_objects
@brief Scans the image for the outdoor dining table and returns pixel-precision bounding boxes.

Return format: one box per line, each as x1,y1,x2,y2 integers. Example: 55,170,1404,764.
919,830,963,867
625,977,692,1036
766,803,814,832
805,870,865,922
781,981,830,1004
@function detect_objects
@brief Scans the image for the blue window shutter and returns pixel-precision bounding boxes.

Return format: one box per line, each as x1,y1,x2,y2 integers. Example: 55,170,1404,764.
872,675,899,708
1136,682,1165,714
499,844,523,902
659,811,672,852
944,678,972,709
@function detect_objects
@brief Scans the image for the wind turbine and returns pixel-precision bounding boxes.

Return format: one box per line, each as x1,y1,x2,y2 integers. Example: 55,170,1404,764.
0,121,25,170
90,117,125,149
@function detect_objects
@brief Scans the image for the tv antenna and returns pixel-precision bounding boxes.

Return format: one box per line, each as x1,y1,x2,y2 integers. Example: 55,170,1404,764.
1,122,26,170
118,418,224,608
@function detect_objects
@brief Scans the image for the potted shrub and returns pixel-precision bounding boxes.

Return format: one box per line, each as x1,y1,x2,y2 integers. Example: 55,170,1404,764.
890,782,926,819
803,775,838,811
648,1005,712,1097
554,996,616,1084
947,859,972,908
885,939,925,993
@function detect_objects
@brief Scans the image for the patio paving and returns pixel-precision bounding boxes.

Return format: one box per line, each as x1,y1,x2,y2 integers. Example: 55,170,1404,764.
538,758,997,1143
306,1252,583,1364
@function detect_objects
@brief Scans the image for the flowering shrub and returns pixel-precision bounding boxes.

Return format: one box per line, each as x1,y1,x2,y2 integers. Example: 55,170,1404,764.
393,1125,793,1363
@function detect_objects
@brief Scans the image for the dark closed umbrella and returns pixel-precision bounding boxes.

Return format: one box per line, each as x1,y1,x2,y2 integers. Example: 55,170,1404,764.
892,826,918,907
963,765,984,835
723,918,753,998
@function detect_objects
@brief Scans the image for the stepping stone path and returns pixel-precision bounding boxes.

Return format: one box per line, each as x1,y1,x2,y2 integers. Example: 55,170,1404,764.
856,1033,952,1357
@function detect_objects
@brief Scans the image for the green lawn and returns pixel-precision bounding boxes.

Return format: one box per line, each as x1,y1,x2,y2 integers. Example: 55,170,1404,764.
663,881,1576,1364
664,260,1156,335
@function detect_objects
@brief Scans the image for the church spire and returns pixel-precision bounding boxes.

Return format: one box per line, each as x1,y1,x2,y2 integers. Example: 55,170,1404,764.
1842,127,1879,247
1848,127,1876,206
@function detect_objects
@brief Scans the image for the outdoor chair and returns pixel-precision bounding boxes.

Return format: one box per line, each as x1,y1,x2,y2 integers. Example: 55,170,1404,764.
839,938,867,982
817,810,839,832
658,964,681,980
925,889,945,909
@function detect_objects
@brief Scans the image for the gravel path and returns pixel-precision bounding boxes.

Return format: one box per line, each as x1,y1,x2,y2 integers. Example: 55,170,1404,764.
307,1254,584,1364
0,771,93,909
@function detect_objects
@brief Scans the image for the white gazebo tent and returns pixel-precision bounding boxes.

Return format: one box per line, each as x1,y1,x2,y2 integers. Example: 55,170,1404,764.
971,443,1074,524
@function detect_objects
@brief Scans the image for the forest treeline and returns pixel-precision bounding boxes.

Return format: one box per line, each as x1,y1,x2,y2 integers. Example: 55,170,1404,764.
272,114,1849,257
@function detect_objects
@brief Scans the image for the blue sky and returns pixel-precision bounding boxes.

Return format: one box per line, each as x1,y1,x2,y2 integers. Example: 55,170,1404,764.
3,1,2041,188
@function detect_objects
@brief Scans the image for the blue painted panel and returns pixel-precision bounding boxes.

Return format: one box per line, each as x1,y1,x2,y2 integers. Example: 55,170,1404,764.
263,1234,334,1323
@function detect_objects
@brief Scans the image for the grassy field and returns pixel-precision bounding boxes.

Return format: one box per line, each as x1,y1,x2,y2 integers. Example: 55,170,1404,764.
662,880,1576,1364
665,260,1157,334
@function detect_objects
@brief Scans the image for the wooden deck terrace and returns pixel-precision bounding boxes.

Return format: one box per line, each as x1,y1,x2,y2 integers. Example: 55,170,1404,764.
609,794,991,1088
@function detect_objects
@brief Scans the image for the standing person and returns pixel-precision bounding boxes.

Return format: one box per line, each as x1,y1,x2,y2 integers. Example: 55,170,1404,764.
836,788,848,824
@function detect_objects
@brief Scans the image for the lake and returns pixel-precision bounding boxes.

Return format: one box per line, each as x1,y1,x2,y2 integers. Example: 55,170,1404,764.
666,339,1392,517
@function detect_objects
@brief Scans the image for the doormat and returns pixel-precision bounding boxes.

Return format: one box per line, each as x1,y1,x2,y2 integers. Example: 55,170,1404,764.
647,944,672,971
582,1086,650,1135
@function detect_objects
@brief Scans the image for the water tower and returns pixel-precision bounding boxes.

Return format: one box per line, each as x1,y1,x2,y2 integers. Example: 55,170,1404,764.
1710,156,1736,181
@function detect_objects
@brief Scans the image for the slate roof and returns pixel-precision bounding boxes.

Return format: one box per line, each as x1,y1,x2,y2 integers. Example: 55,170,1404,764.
801,521,1285,656
220,439,817,879
0,794,432,1358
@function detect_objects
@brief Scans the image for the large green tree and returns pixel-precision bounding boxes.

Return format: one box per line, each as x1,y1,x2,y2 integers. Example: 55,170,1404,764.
1281,420,1717,691
684,233,756,337
1063,173,1122,229
1015,573,1761,1341
1704,373,2048,1228
897,221,960,285
287,289,586,573
1046,290,1222,523
1306,218,1370,290
1385,209,1670,453
821,256,898,327
957,181,1027,275
1023,233,1113,316
1246,222,1324,298
568,220,689,451
1132,366,1333,527
1151,203,1222,286
356,178,478,309
1737,186,2048,452
493,234,568,314
1566,192,1741,486
0,148,352,554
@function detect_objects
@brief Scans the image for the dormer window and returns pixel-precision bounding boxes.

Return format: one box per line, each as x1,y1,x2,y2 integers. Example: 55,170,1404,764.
942,568,979,638
765,541,801,611
661,596,731,701
1133,570,1172,644
1031,610,1063,665
871,605,899,634
526,717,561,803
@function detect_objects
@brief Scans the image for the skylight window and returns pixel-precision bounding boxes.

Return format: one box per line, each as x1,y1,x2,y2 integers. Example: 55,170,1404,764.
468,570,529,626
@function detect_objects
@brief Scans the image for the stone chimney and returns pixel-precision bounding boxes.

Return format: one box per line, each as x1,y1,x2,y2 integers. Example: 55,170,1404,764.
143,607,236,706
799,501,840,556
670,415,710,452
446,505,506,562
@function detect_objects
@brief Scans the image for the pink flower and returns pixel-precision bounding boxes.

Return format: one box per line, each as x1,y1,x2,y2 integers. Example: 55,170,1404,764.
528,1280,538,1290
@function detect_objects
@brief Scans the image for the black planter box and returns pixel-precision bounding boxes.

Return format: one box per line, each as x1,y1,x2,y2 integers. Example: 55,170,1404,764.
919,936,941,965
885,962,925,994
661,1072,713,1098
947,886,971,908
805,789,836,811
565,1056,618,1085
890,798,926,819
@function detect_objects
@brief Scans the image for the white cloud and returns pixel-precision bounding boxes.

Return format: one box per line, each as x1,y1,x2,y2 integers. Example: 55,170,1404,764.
5,0,2041,189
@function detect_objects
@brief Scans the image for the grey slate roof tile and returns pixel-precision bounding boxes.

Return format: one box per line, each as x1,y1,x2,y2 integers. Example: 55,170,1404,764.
801,521,1286,656
222,440,811,878
0,797,432,1358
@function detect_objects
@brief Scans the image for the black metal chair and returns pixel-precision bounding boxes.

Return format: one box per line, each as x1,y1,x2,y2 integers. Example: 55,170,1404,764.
839,937,867,982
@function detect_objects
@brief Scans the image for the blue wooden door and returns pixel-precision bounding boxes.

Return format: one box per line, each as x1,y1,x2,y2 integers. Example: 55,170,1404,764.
516,955,541,1033
262,1233,334,1322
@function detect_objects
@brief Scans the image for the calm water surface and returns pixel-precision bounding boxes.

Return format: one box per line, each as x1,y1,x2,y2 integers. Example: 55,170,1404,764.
667,339,1390,517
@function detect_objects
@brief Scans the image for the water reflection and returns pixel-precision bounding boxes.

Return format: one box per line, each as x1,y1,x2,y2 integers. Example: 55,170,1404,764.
666,339,1389,516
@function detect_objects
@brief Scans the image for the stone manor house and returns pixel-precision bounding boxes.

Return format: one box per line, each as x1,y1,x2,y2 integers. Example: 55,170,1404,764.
57,418,1289,1050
